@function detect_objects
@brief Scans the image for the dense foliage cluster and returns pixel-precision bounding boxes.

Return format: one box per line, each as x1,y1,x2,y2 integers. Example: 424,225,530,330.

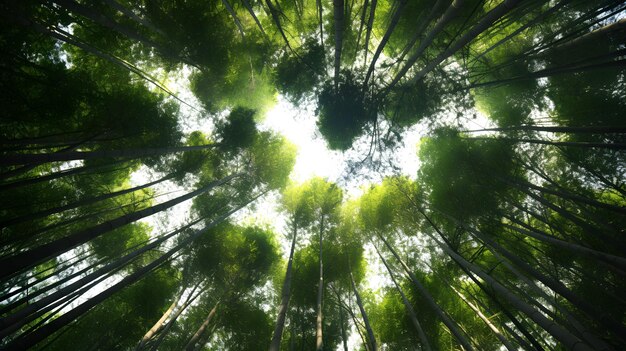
0,0,624,350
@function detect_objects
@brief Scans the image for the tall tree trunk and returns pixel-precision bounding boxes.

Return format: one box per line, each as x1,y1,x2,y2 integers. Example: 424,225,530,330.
0,131,89,147
451,286,517,351
423,226,594,350
349,263,377,351
470,0,569,64
18,17,190,107
222,0,245,38
332,285,370,351
516,185,620,246
466,55,626,90
480,1,620,76
0,251,100,310
185,300,220,351
1,192,263,350
335,288,349,351
543,17,626,59
52,0,162,49
2,243,178,349
387,0,465,91
505,177,626,215
377,233,474,351
0,159,130,193
241,0,268,36
486,246,614,351
317,0,324,47
135,287,185,350
1,173,176,228
363,0,378,65
0,143,219,166
458,261,548,351
315,215,325,351
0,173,241,279
427,205,626,343
353,0,369,59
333,0,345,89
364,0,407,86
409,0,523,85
464,124,626,134
269,222,298,351
148,282,206,351
265,0,295,51
394,0,447,65
0,218,202,335
0,136,88,181
501,222,626,271
101,0,164,34
373,241,431,351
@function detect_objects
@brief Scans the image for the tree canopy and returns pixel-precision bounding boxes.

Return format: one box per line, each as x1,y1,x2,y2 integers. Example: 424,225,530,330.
0,1,625,350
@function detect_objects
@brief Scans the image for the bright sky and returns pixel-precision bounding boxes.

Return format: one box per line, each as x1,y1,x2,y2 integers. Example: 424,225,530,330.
260,95,426,196
261,97,345,184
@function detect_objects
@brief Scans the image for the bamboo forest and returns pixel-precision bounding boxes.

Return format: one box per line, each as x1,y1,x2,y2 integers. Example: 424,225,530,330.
1,0,625,350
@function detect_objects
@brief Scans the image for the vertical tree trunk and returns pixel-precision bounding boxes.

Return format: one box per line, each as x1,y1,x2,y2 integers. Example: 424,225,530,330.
333,0,345,89
1,172,176,228
377,233,474,351
426,205,626,344
135,288,184,350
0,136,87,181
418,210,595,350
0,218,202,335
394,0,447,65
52,0,162,50
373,241,431,351
501,222,626,271
1,193,262,350
265,0,294,51
363,0,378,65
222,0,245,37
364,0,407,86
465,135,626,150
348,257,376,351
471,0,568,64
148,282,206,351
241,0,268,36
387,0,465,91
0,158,130,193
451,286,517,351
0,173,240,279
317,0,324,47
315,215,325,351
506,177,626,215
353,0,369,59
269,223,298,351
336,288,349,351
185,300,220,351
429,233,593,350
410,0,523,85
101,0,164,34
0,143,219,166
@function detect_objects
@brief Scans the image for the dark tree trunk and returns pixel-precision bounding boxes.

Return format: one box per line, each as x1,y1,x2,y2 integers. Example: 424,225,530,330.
364,0,407,86
0,173,241,279
269,222,298,351
377,233,474,350
1,173,176,228
1,144,219,167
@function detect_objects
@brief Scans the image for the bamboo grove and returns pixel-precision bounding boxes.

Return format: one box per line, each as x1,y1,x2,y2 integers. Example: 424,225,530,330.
0,0,624,350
